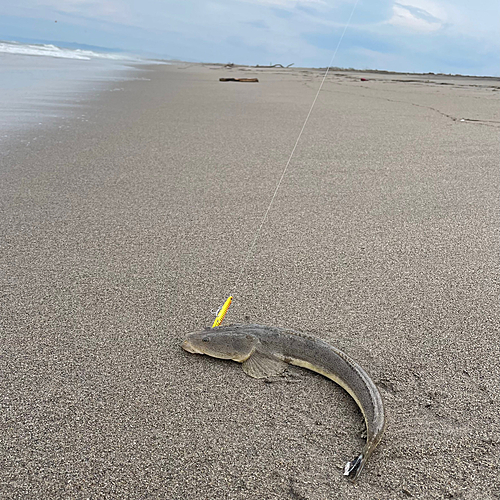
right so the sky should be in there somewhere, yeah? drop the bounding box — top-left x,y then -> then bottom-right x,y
1,0 -> 499,76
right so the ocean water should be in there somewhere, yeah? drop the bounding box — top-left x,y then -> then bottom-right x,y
0,40 -> 161,137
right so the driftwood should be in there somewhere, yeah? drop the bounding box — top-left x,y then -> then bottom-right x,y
255,63 -> 294,68
219,78 -> 259,83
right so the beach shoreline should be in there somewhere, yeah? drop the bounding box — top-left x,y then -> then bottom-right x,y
0,51 -> 157,138
1,62 -> 499,499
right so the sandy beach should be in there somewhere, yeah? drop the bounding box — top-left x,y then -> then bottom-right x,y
1,63 -> 499,499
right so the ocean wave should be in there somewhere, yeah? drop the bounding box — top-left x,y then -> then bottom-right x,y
0,40 -> 141,61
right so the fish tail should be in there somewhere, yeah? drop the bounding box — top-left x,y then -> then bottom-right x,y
343,453 -> 365,481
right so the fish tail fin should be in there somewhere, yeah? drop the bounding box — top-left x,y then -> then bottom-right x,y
343,453 -> 365,481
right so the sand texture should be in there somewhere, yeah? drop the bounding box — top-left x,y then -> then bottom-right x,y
1,64 -> 499,499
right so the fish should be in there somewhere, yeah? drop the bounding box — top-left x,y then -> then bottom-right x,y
182,323 -> 386,481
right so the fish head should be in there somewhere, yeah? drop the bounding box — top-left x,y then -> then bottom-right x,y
182,328 -> 257,362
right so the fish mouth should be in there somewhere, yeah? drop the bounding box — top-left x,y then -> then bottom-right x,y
182,339 -> 203,354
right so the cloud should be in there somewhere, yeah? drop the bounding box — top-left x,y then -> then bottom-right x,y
387,1 -> 446,32
240,0 -> 326,9
38,0 -> 132,24
242,19 -> 269,29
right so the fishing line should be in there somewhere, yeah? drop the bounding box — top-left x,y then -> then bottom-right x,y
212,0 -> 360,325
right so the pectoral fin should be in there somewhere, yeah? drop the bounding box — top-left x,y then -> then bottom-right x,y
242,350 -> 287,379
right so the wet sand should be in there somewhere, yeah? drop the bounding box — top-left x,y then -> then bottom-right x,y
1,63 -> 499,499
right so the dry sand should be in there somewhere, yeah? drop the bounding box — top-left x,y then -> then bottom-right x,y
1,63 -> 499,499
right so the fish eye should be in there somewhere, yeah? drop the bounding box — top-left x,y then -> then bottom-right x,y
202,337 -> 210,342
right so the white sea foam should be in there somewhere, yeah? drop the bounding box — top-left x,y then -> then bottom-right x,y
0,40 -> 141,61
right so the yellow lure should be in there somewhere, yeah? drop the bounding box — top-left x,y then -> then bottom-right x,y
212,296 -> 233,328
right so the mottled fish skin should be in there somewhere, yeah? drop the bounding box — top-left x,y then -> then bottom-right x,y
182,323 -> 386,481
